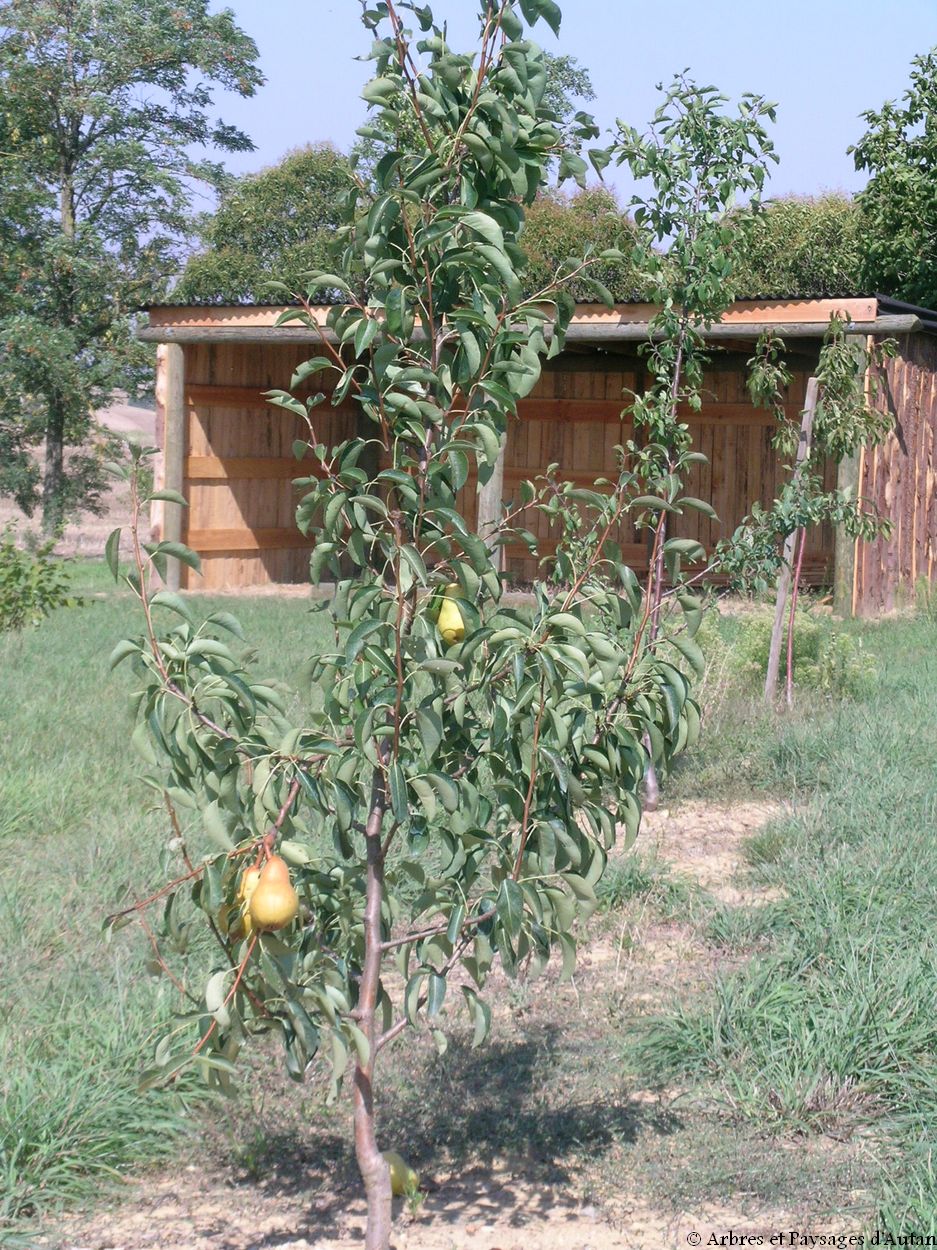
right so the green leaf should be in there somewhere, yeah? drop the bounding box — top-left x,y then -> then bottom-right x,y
104,528 -> 121,581
150,589 -> 195,624
426,771 -> 460,813
152,541 -> 202,573
149,490 -> 188,507
388,761 -> 408,823
670,634 -> 705,678
461,985 -> 491,1047
405,971 -> 426,1025
427,972 -> 447,1018
463,210 -> 505,251
109,638 -> 139,669
496,878 -> 524,939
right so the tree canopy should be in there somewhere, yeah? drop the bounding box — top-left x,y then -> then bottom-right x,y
175,145 -> 352,305
731,194 -> 865,299
851,47 -> 937,310
0,0 -> 263,528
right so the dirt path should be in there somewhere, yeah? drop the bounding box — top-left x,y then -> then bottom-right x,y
45,801 -> 870,1250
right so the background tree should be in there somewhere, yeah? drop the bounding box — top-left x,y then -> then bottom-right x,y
522,186 -> 643,300
175,145 -> 352,305
0,0 -> 263,531
851,47 -> 937,310
610,74 -> 778,801
730,193 -> 865,299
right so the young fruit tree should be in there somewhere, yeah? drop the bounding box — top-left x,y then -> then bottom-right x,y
608,74 -> 778,801
107,5 -> 773,1247
715,321 -> 896,705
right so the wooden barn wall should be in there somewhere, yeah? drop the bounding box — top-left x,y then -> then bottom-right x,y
854,333 -> 937,615
175,341 -> 831,591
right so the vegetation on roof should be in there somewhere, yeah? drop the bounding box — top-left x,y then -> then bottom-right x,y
174,156 -> 874,311
731,194 -> 865,300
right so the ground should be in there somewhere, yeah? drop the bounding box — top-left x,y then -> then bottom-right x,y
45,802 -> 876,1250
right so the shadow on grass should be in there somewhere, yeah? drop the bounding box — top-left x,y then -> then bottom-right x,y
216,1025 -> 682,1242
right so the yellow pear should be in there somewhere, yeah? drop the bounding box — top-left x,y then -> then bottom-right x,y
437,583 -> 465,646
248,854 -> 299,932
237,866 -> 262,903
382,1150 -> 420,1196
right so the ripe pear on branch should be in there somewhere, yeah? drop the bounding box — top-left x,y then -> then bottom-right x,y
435,582 -> 465,646
248,854 -> 299,932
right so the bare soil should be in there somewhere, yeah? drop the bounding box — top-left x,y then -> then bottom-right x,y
0,402 -> 158,557
44,800 -> 876,1250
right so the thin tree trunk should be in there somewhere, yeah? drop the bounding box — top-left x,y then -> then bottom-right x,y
42,170 -> 77,534
642,520 -> 668,810
785,527 -> 808,708
765,377 -> 818,704
353,770 -> 392,1250
42,400 -> 67,535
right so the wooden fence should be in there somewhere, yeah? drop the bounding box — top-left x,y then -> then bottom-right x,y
156,340 -> 836,591
853,332 -> 937,614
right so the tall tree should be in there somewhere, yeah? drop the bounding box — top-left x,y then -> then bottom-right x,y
0,0 -> 263,531
851,48 -> 937,310
175,144 -> 352,305
730,193 -> 865,299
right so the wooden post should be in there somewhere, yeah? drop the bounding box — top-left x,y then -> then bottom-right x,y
157,343 -> 186,591
765,376 -> 818,704
476,433 -> 506,574
832,451 -> 859,617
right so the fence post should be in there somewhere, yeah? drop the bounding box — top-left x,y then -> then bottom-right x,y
156,343 -> 186,591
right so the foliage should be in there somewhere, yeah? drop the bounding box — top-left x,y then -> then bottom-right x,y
351,49 -> 597,184
175,145 -> 352,305
0,526 -> 80,632
731,608 -> 875,699
851,47 -> 937,310
612,74 -> 777,457
521,187 -> 642,301
715,319 -> 897,593
730,194 -> 865,299
0,0 -> 262,530
608,73 -> 777,729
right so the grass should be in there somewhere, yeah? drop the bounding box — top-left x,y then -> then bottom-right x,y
596,850 -> 700,917
636,610 -> 937,1228
4,565 -> 937,1239
0,561 -> 332,1236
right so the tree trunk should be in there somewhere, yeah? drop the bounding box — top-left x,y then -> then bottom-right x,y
354,771 -> 393,1250
765,377 -> 819,705
42,399 -> 67,536
42,171 -> 77,534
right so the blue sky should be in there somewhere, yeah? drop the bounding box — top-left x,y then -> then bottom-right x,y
208,0 -> 937,207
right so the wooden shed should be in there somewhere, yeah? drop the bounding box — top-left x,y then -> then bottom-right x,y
139,295 -> 937,616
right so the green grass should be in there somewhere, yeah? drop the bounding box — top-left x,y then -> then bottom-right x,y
5,567 -> 937,1238
597,850 -> 699,917
0,563 -> 331,1235
636,612 -> 937,1229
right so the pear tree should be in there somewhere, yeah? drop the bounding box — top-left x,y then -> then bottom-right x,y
107,4 -> 776,1248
